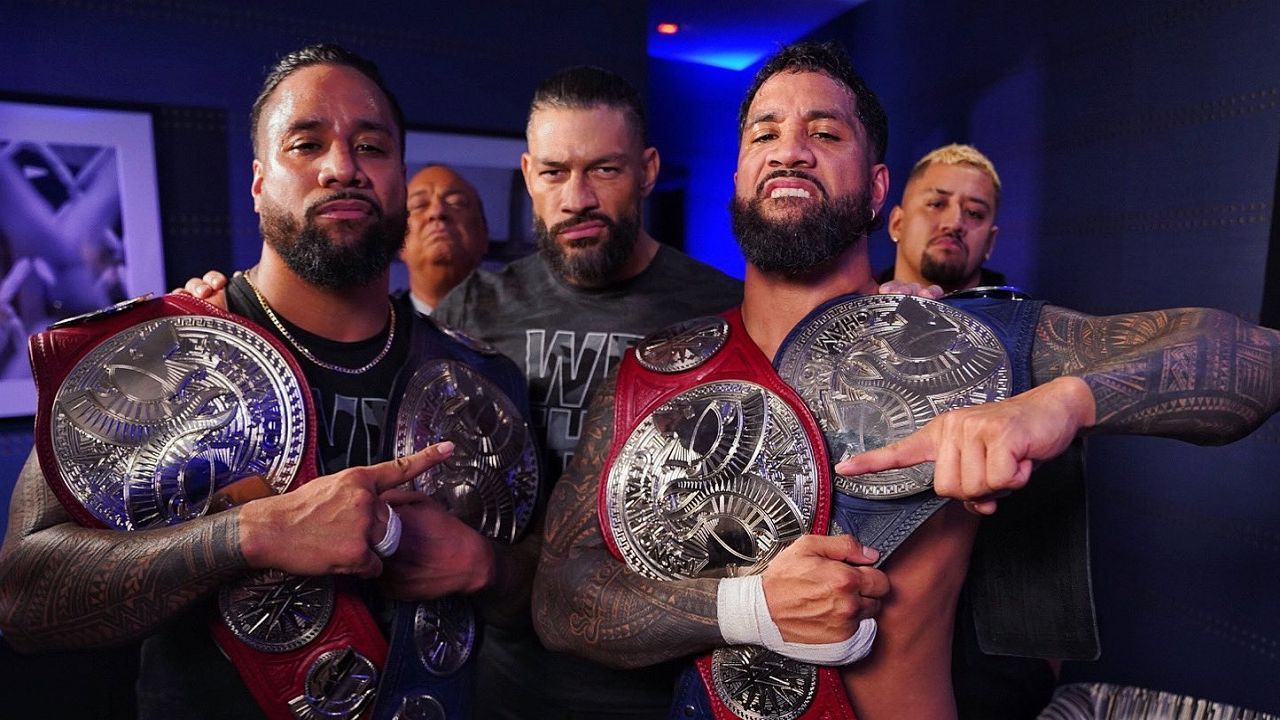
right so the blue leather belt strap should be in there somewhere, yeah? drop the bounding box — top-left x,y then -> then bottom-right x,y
371,601 -> 478,720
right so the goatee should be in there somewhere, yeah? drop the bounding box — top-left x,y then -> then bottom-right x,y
920,251 -> 970,289
260,191 -> 406,290
730,192 -> 875,277
534,210 -> 639,287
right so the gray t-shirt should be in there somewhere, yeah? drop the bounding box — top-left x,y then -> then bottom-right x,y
435,245 -> 743,485
434,245 -> 743,718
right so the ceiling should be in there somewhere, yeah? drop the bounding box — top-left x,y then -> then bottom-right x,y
647,0 -> 868,71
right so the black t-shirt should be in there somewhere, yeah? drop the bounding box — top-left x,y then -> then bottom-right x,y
226,274 -> 410,473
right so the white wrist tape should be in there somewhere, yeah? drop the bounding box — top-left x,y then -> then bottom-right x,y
717,574 -> 877,666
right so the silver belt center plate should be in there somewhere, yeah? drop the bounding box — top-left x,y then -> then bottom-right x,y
775,295 -> 1010,498
394,360 -> 539,544
50,315 -> 308,530
604,380 -> 820,581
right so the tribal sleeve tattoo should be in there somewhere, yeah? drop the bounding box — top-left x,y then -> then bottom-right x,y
1032,305 -> 1280,443
0,450 -> 250,652
532,374 -> 722,669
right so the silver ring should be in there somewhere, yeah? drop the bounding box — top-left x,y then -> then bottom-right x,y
373,503 -> 402,557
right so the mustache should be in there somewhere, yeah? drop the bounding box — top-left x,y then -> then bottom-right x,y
305,190 -> 383,220
928,229 -> 966,248
546,211 -> 617,237
755,169 -> 827,199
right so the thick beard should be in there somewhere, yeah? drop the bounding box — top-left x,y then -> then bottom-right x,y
261,193 -> 407,291
534,210 -> 639,287
920,250 -> 971,289
730,192 -> 874,277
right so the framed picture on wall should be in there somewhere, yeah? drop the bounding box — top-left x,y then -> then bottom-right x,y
0,99 -> 165,417
402,129 -> 533,268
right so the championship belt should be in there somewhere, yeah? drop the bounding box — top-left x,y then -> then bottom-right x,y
774,294 -> 1011,563
601,310 -> 855,720
29,293 -> 387,720
370,357 -> 539,720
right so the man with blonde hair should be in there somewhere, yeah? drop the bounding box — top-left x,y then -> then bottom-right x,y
881,143 -> 1006,291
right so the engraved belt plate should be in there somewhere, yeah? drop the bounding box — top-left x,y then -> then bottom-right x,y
48,315 -> 308,529
635,315 -> 730,373
218,570 -> 336,653
604,380 -> 821,581
712,645 -> 818,720
776,295 -> 1010,498
413,596 -> 476,676
393,694 -> 447,720
287,648 -> 378,720
394,360 -> 539,543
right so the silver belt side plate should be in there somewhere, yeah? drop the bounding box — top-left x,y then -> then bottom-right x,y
50,315 -> 309,530
776,295 -> 1010,498
394,360 -> 539,543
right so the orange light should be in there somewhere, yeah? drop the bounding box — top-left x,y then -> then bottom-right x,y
656,22 -> 680,35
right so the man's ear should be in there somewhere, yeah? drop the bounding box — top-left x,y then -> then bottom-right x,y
888,205 -> 905,243
984,225 -> 999,261
520,152 -> 534,196
251,159 -> 264,213
869,163 -> 890,215
640,147 -> 660,197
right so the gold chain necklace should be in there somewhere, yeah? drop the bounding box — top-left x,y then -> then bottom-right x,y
242,270 -> 396,375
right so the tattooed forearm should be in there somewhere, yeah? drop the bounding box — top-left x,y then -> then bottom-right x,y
0,451 -> 250,652
1032,305 -> 1280,443
533,374 -> 721,669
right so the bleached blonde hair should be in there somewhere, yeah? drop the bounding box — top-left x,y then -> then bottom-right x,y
907,144 -> 1001,209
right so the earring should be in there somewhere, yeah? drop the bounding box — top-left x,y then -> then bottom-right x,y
890,235 -> 898,243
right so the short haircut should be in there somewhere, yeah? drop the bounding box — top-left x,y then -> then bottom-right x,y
527,66 -> 647,147
907,144 -> 1002,209
738,41 -> 888,164
250,43 -> 406,158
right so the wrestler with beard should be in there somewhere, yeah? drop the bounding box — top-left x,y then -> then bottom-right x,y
259,187 -> 406,291
882,144 -> 1005,293
534,41 -> 1280,720
730,169 -> 876,280
0,45 -> 535,720
533,207 -> 640,288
